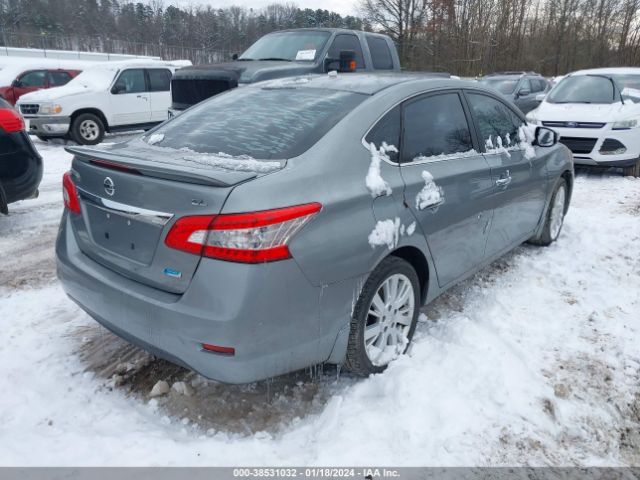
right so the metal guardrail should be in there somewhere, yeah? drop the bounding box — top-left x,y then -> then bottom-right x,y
0,30 -> 232,64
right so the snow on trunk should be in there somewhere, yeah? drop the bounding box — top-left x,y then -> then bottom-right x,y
146,133 -> 165,145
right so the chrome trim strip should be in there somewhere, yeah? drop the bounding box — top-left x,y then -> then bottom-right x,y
77,187 -> 174,226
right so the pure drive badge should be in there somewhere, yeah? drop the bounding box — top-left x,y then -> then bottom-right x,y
163,268 -> 182,279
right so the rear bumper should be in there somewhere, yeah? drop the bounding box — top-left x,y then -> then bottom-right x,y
24,115 -> 71,137
56,212 -> 341,384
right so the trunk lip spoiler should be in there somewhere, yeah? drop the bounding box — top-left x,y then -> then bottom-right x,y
65,146 -> 263,188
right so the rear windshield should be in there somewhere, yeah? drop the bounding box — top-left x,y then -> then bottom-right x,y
148,87 -> 367,159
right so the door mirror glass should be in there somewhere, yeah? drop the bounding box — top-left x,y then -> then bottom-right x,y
11,79 -> 21,88
111,84 -> 126,94
534,126 -> 557,147
535,93 -> 546,102
518,88 -> 531,97
232,53 -> 239,61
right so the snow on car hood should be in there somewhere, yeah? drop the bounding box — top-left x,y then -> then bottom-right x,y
19,82 -> 95,102
531,101 -> 640,123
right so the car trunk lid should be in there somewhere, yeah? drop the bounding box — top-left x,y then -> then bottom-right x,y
66,144 -> 283,293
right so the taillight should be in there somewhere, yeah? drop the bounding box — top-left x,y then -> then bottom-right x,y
0,108 -> 24,133
62,171 -> 81,214
165,203 -> 322,263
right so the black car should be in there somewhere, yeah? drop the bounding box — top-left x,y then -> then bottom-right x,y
479,71 -> 550,114
0,97 -> 42,214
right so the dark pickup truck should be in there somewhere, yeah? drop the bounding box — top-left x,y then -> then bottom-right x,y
170,28 -> 401,115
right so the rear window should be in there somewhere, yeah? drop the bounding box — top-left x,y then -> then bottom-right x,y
148,69 -> 172,92
150,87 -> 366,159
49,71 -> 72,86
366,36 -> 394,70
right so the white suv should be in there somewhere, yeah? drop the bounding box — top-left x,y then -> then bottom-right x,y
526,67 -> 640,177
17,60 -> 190,145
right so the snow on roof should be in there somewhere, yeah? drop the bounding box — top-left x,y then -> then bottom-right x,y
257,72 -> 453,95
570,67 -> 640,76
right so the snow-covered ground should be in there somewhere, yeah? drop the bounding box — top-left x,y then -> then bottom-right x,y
0,140 -> 639,466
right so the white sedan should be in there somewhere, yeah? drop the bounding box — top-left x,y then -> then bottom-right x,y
526,67 -> 640,176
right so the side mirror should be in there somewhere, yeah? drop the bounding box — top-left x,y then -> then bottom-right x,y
534,126 -> 558,147
12,79 -> 21,88
535,93 -> 546,102
339,50 -> 357,72
517,88 -> 531,98
232,53 -> 239,61
111,84 -> 125,94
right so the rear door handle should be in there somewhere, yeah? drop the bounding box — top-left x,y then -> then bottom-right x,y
495,170 -> 512,187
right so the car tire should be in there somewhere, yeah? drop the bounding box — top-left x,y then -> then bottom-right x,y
345,256 -> 420,376
71,113 -> 105,145
622,158 -> 640,178
529,178 -> 568,246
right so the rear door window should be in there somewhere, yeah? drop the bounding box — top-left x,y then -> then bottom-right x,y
112,69 -> 146,94
19,70 -> 47,87
147,69 -> 172,92
365,106 -> 401,162
327,34 -> 365,69
48,70 -> 72,86
366,36 -> 394,70
401,92 -> 473,163
151,87 -> 366,159
466,93 -> 524,149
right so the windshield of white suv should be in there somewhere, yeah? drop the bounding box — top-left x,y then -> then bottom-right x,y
546,74 -> 640,104
479,78 -> 519,94
147,86 -> 366,159
68,65 -> 119,90
239,31 -> 331,62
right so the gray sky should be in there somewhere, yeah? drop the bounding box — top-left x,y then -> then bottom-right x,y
165,0 -> 361,16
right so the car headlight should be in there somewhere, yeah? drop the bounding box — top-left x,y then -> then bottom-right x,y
612,118 -> 639,130
39,103 -> 63,115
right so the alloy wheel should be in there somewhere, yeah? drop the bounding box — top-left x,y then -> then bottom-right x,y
364,273 -> 415,366
549,184 -> 566,240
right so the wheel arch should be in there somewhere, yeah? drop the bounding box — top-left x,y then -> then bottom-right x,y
70,108 -> 109,131
561,169 -> 573,214
389,245 -> 430,305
